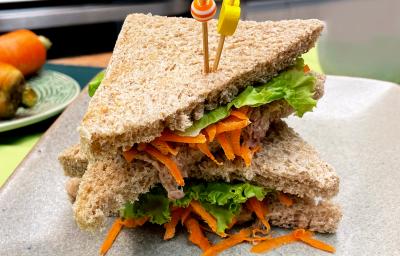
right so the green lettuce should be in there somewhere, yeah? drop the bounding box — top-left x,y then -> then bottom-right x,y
182,59 -> 316,136
88,70 -> 105,97
120,186 -> 171,225
120,181 -> 273,232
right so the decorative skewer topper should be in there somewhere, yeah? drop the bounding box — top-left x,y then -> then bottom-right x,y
191,0 -> 217,74
213,0 -> 241,71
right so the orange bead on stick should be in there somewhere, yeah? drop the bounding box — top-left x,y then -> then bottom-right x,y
191,0 -> 217,73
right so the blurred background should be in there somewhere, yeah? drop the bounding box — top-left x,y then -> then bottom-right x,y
1,0 -> 399,82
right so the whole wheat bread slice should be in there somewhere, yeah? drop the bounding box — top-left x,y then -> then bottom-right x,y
58,144 -> 88,177
193,121 -> 339,199
79,14 -> 324,158
73,121 -> 339,231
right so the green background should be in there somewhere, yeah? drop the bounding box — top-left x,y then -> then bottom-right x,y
0,49 -> 321,187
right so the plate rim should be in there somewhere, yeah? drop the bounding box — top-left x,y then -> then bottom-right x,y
0,70 -> 81,133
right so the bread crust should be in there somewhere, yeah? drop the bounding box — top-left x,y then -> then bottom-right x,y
79,14 -> 324,158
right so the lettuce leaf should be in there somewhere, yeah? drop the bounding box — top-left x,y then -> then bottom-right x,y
182,60 -> 316,136
120,181 -> 273,232
88,70 -> 105,97
120,186 -> 171,225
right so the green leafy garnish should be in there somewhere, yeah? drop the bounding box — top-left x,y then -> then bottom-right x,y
120,181 -> 273,232
88,70 -> 105,97
182,59 -> 316,136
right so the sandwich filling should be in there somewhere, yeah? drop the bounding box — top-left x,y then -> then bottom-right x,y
90,59 -> 318,197
100,180 -> 335,255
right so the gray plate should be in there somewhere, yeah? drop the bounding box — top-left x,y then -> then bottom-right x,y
0,76 -> 399,256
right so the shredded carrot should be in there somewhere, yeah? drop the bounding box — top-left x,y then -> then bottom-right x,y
293,229 -> 335,253
202,229 -> 252,256
216,116 -> 249,135
137,143 -> 147,151
197,143 -> 222,165
184,217 -> 212,251
227,129 -> 242,156
246,198 -> 270,232
181,206 -> 192,225
190,201 -> 226,237
227,217 -> 237,229
122,148 -> 138,163
100,219 -> 123,256
151,139 -> 179,156
237,106 -> 250,115
230,110 -> 248,120
144,146 -> 185,186
164,208 -> 184,240
159,130 -> 207,144
204,124 -> 217,142
304,64 -> 310,73
240,145 -> 252,167
277,192 -> 294,207
251,233 -> 297,253
121,216 -> 148,228
216,133 -> 235,161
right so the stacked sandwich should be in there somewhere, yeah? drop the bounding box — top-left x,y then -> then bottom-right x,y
59,14 -> 341,255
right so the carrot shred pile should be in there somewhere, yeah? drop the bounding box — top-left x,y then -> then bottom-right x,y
190,201 -> 227,237
184,218 -> 212,251
100,219 -> 123,256
100,217 -> 148,256
101,199 -> 335,256
204,125 -> 217,142
293,229 -> 336,253
251,232 -> 297,253
252,228 -> 335,254
159,130 -> 207,144
121,106 -> 262,186
246,197 -> 271,232
181,206 -> 192,225
164,208 -> 184,240
151,139 -> 178,156
196,143 -> 222,165
216,133 -> 235,161
202,229 -> 252,256
122,148 -> 138,163
277,192 -> 294,207
144,146 -> 185,186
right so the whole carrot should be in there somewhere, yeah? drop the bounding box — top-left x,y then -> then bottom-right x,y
0,29 -> 51,76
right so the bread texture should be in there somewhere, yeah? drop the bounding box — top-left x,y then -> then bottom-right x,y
58,144 -> 87,177
73,157 -> 159,231
267,199 -> 342,233
72,120 -> 339,230
79,14 -> 324,158
195,121 -> 339,199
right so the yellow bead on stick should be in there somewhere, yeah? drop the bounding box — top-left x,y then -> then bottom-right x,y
191,0 -> 217,74
213,0 -> 241,71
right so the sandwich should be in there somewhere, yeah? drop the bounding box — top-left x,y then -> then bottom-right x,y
59,13 -> 341,255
